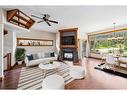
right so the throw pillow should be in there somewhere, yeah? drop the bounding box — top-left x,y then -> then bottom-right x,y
41,53 -> 44,58
50,52 -> 55,57
27,55 -> 33,61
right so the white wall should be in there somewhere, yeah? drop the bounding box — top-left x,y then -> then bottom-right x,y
4,30 -> 16,68
86,35 -> 90,57
0,9 -> 4,78
0,24 -> 4,77
16,29 -> 56,54
12,32 -> 16,66
56,32 -> 60,54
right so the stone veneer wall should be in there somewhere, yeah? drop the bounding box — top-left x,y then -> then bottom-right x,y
58,48 -> 78,62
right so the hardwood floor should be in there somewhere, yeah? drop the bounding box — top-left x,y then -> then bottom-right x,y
65,58 -> 127,89
0,58 -> 127,89
0,64 -> 25,89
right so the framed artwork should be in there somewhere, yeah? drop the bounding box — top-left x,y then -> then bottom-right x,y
17,38 -> 53,46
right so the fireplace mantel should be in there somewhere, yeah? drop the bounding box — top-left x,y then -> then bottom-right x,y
58,28 -> 79,62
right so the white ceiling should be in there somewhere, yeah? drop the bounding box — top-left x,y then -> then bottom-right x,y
2,6 -> 127,38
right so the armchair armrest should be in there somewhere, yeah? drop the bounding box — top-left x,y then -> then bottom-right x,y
24,56 -> 29,65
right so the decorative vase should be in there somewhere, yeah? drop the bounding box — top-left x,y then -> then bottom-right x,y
18,61 -> 22,65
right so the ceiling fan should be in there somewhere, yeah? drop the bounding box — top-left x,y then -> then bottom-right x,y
31,14 -> 58,26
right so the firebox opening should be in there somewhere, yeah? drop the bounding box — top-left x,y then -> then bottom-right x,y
63,52 -> 73,60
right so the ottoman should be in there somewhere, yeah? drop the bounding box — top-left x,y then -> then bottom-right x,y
42,74 -> 64,89
70,66 -> 85,79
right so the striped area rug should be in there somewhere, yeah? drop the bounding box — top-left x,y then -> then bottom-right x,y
17,62 -> 74,90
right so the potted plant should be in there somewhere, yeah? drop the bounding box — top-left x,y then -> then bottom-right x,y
15,48 -> 26,65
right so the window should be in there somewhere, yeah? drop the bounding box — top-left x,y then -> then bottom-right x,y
89,30 -> 127,57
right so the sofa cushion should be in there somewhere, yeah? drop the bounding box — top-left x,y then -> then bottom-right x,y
27,55 -> 33,61
41,53 -> 44,58
32,54 -> 39,60
29,58 -> 46,65
37,53 -> 44,59
50,52 -> 55,57
27,57 -> 57,66
45,52 -> 50,58
37,53 -> 42,59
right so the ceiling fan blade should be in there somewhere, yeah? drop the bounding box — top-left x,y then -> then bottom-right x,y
37,20 -> 44,23
48,20 -> 58,24
46,21 -> 51,26
31,15 -> 43,19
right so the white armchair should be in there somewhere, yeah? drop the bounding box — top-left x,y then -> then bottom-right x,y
101,53 -> 107,63
42,75 -> 64,89
105,55 -> 118,71
67,62 -> 85,79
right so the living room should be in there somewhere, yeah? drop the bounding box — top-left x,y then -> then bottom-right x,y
0,6 -> 127,90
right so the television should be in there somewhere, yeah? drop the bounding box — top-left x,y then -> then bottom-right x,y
61,36 -> 75,45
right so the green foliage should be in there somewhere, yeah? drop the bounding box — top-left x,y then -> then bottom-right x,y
108,50 -> 112,53
49,61 -> 53,64
15,48 -> 26,62
89,31 -> 127,56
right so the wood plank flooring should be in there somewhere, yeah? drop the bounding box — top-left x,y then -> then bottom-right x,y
65,58 -> 127,89
0,58 -> 127,89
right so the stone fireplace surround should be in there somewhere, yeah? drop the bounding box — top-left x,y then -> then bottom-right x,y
58,48 -> 78,62
58,28 -> 79,63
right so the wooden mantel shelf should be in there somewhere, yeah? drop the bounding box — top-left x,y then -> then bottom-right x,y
60,45 -> 77,48
7,9 -> 35,29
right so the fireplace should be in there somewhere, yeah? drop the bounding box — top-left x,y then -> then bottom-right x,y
58,48 -> 78,62
59,28 -> 79,62
63,52 -> 73,60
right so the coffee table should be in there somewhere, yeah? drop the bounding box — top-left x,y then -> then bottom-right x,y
39,61 -> 61,78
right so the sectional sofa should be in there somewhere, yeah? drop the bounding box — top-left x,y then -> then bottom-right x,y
25,52 -> 58,66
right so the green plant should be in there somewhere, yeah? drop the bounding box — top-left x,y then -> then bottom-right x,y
15,48 -> 26,62
49,61 -> 53,64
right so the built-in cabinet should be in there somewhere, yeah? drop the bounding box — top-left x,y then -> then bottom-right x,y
59,28 -> 79,62
59,28 -> 78,49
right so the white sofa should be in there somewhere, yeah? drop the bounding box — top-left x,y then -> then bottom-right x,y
25,52 -> 57,67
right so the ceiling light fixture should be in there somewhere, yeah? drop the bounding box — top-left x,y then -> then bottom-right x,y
107,22 -> 123,40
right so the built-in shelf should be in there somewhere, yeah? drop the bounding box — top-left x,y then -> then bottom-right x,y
7,9 -> 35,29
17,38 -> 53,46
